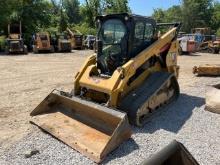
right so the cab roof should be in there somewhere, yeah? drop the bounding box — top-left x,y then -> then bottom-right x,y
96,13 -> 155,23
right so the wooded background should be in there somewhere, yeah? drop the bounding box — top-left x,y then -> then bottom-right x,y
0,0 -> 219,40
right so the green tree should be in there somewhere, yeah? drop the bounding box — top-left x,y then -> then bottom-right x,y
80,0 -> 130,27
63,0 -> 81,24
0,0 -> 22,33
152,0 -> 218,33
104,0 -> 130,14
181,0 -> 214,32
217,28 -> 220,36
152,8 -> 166,22
165,5 -> 182,22
211,2 -> 220,32
83,0 -> 102,27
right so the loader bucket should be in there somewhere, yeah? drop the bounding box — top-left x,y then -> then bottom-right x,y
30,90 -> 132,163
140,140 -> 199,165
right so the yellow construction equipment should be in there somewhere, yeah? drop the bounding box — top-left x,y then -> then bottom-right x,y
208,40 -> 220,54
31,13 -> 181,163
33,32 -> 54,53
6,21 -> 27,54
191,27 -> 220,53
54,33 -> 72,52
66,28 -> 83,49
191,27 -> 211,35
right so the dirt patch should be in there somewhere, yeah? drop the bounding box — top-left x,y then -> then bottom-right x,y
0,50 -> 92,150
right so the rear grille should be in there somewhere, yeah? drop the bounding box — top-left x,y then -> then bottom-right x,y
42,43 -> 48,47
76,41 -> 82,46
61,43 -> 71,50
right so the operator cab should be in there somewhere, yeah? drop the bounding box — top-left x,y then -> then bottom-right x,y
96,13 -> 157,75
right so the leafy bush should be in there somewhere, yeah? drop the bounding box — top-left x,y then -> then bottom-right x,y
0,36 -> 6,52
71,23 -> 96,35
217,28 -> 220,37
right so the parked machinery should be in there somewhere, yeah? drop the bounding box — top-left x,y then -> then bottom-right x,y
178,34 -> 196,54
6,21 -> 27,54
207,40 -> 220,54
33,32 -> 54,53
66,28 -> 83,49
31,13 -> 181,163
192,27 -> 220,53
53,33 -> 72,52
83,35 -> 96,49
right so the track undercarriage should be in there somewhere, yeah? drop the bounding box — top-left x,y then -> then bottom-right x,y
120,72 -> 179,126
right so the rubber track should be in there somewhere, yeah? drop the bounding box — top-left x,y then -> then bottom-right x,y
119,72 -> 179,125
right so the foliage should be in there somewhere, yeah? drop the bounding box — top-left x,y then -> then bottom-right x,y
0,36 -> 6,52
181,0 -> 213,32
152,0 -> 220,33
104,0 -> 131,14
211,2 -> 220,32
217,28 -> 220,37
63,0 -> 81,24
152,8 -> 166,23
0,0 -> 219,45
81,0 -> 130,27
71,23 -> 96,35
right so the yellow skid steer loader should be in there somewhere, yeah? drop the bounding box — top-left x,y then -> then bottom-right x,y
31,13 -> 181,163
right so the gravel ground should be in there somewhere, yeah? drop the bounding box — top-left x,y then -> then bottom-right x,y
0,52 -> 220,165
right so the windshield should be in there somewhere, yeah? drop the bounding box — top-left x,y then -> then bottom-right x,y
98,19 -> 126,73
59,35 -> 68,40
39,35 -> 48,41
101,19 -> 126,43
88,36 -> 95,40
99,19 -> 126,58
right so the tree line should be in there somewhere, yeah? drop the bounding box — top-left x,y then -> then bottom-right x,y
0,0 -> 219,39
0,0 -> 130,36
153,0 -> 220,35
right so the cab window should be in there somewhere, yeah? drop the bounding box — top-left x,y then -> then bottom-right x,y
132,21 -> 154,57
144,23 -> 154,42
133,21 -> 145,50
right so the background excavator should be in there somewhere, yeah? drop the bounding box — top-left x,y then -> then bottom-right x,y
30,13 -> 181,163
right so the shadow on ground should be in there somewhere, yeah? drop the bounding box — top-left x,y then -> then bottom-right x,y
102,93 -> 204,164
101,138 -> 139,164
0,52 -> 28,56
133,93 -> 205,134
181,53 -> 201,57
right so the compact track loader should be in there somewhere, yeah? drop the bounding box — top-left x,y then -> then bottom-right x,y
31,13 -> 181,163
66,28 -> 83,49
54,33 -> 72,52
33,32 -> 54,53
